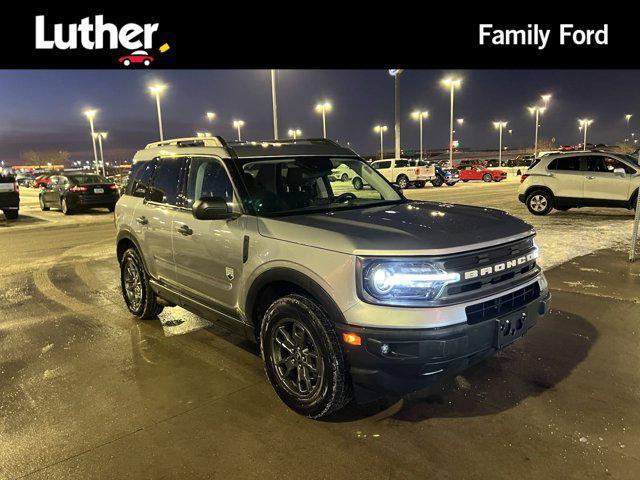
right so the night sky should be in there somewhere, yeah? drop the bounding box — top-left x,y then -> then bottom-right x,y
1,69 -> 639,164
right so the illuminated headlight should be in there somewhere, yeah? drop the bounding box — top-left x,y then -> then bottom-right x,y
361,260 -> 460,304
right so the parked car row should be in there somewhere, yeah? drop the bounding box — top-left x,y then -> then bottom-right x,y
38,173 -> 120,215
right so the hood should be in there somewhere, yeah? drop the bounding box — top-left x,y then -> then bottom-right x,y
257,201 -> 535,256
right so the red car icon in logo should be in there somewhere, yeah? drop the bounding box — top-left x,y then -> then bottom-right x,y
118,50 -> 154,67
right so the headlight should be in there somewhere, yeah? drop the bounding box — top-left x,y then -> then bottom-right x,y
360,259 -> 460,305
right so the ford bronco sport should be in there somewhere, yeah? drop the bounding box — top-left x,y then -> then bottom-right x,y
115,137 -> 550,418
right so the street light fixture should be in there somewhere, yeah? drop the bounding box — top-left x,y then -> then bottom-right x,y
315,101 -> 332,138
456,118 -> 464,126
149,83 -> 167,141
578,118 -> 594,151
93,132 -> 108,176
233,120 -> 245,141
441,77 -> 462,165
541,94 -> 552,107
493,121 -> 508,164
83,109 -> 100,174
288,128 -> 302,140
373,125 -> 388,160
196,132 -> 212,138
411,110 -> 429,160
528,105 -> 546,157
206,111 -> 216,122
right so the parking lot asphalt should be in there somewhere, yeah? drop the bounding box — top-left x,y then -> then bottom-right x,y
1,182 -> 639,479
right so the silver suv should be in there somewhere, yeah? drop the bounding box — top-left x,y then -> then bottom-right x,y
115,137 -> 550,418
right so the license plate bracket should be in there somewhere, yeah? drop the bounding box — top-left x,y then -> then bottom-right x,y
494,309 -> 529,349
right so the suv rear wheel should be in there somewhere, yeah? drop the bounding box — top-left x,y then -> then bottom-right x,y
120,247 -> 164,319
526,190 -> 554,216
261,294 -> 351,418
396,175 -> 409,189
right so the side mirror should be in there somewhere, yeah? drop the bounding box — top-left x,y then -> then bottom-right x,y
193,196 -> 235,220
613,167 -> 626,176
391,183 -> 403,193
145,187 -> 164,203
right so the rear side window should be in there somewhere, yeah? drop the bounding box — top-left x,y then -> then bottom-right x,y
394,160 -> 408,168
372,161 -> 391,169
547,157 -> 581,171
126,159 -> 157,197
149,158 -> 184,205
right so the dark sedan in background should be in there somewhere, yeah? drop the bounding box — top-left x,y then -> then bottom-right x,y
0,173 -> 19,219
39,174 -> 119,215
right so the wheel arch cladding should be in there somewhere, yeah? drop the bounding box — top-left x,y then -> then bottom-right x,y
116,231 -> 149,273
525,185 -> 555,199
245,268 -> 346,340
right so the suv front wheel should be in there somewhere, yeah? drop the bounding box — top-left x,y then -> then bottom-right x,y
261,294 -> 351,418
526,190 -> 554,216
120,247 -> 164,319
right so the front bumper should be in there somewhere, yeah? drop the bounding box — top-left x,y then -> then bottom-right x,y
336,291 -> 550,400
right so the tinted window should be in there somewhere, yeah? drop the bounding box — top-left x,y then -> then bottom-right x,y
126,159 -> 157,197
601,156 -> 636,174
68,175 -> 107,185
185,157 -> 233,207
394,160 -> 409,168
150,158 -> 183,205
372,161 -> 391,170
548,157 -> 581,171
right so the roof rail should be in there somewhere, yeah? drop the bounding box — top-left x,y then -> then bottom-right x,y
144,136 -> 227,149
226,138 -> 342,147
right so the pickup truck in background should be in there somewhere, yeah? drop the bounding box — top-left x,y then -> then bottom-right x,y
370,158 -> 435,188
0,174 -> 20,219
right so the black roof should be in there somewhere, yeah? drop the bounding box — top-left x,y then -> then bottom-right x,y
225,138 -> 357,159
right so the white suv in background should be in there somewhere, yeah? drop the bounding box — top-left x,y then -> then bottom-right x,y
518,151 -> 640,215
370,158 -> 434,189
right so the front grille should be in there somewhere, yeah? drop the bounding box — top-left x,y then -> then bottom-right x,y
465,282 -> 540,325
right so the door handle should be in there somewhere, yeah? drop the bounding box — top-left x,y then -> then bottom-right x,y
177,225 -> 193,236
136,216 -> 148,225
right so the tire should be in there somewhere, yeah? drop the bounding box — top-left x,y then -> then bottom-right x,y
483,173 -> 492,182
123,59 -> 131,66
120,247 -> 164,319
340,173 -> 349,182
526,190 -> 554,216
445,182 -> 457,187
352,177 -> 363,190
143,60 -> 150,66
396,175 -> 409,189
431,175 -> 444,187
61,197 -> 72,215
414,181 -> 426,188
462,180 -> 469,183
3,210 -> 18,220
39,195 -> 50,211
261,294 -> 351,419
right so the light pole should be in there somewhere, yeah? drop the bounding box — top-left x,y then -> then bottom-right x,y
149,83 -> 167,141
83,109 -> 99,174
528,105 -> 546,157
441,77 -> 462,166
625,114 -> 633,142
288,128 -> 302,140
373,125 -> 388,160
579,118 -> 594,150
94,132 -> 108,176
411,110 -> 429,160
271,69 -> 279,139
315,101 -> 332,138
493,121 -> 507,164
233,120 -> 245,141
389,69 -> 404,158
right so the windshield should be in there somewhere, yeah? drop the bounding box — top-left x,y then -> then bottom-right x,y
240,157 -> 403,216
68,175 -> 108,185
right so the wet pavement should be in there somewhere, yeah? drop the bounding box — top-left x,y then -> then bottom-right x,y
1,184 -> 640,479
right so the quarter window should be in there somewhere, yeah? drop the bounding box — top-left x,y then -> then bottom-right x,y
372,161 -> 391,170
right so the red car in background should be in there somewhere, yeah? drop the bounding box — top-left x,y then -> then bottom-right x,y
118,50 -> 154,67
458,165 -> 507,182
32,174 -> 53,189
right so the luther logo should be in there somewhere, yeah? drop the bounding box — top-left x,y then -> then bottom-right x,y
35,15 -> 171,65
